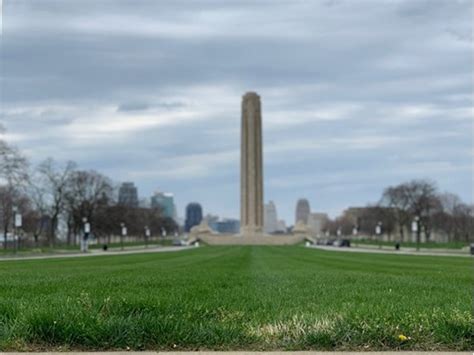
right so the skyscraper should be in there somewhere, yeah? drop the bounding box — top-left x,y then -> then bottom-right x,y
151,191 -> 175,219
118,182 -> 139,208
185,203 -> 203,232
240,92 -> 264,236
264,201 -> 278,234
295,199 -> 311,224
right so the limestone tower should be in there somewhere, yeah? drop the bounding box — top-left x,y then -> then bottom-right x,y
240,92 -> 264,236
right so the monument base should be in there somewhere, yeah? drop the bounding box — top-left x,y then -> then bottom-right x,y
191,233 -> 311,246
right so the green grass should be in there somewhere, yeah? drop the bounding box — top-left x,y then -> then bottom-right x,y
353,239 -> 468,250
0,246 -> 472,351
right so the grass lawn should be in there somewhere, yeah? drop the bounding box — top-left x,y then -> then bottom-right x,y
0,246 -> 472,351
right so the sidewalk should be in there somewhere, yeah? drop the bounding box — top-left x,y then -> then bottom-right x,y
1,352 -> 469,355
308,244 -> 471,257
0,245 -> 196,262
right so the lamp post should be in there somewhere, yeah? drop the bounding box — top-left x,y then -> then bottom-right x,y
82,217 -> 90,253
161,227 -> 167,245
375,221 -> 383,249
351,225 -> 358,246
120,223 -> 127,251
13,207 -> 22,253
352,225 -> 358,237
412,216 -> 420,251
144,226 -> 150,249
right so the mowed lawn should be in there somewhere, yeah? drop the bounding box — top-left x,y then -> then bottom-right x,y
0,246 -> 472,351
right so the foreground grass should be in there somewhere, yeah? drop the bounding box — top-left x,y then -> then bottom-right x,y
0,246 -> 472,351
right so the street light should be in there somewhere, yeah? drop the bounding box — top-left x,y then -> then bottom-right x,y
120,223 -> 127,251
352,225 -> 358,237
13,207 -> 22,253
144,226 -> 150,249
412,216 -> 420,251
375,221 -> 383,249
82,217 -> 90,253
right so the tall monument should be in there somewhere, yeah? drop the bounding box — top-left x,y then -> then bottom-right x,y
240,92 -> 264,236
189,92 -> 310,245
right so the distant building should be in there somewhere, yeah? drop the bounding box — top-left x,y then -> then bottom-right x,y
307,213 -> 329,236
344,207 -> 366,226
295,198 -> 311,224
216,219 -> 240,234
138,198 -> 151,209
185,203 -> 203,232
204,214 -> 219,231
264,201 -> 279,234
276,219 -> 287,233
202,214 -> 240,234
151,191 -> 175,219
118,182 -> 139,208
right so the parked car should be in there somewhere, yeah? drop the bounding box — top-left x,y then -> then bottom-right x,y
333,239 -> 351,247
341,239 -> 351,247
172,239 -> 186,246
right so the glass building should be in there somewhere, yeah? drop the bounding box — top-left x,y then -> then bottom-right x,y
151,192 -> 176,219
185,203 -> 203,232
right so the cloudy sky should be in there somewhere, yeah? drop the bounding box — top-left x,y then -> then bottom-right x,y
1,0 -> 472,222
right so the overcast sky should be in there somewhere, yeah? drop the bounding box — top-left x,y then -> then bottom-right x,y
1,0 -> 473,223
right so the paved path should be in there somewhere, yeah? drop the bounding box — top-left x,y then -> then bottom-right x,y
308,244 -> 471,257
0,246 -> 196,262
2,352 -> 469,355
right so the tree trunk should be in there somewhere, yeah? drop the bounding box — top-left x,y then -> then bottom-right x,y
3,225 -> 8,249
50,215 -> 58,247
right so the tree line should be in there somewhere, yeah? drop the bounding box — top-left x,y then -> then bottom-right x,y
0,126 -> 176,248
325,179 -> 473,243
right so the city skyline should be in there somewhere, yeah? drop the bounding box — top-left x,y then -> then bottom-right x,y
1,0 -> 472,222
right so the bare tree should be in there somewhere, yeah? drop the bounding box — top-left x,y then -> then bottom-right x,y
37,158 -> 76,246
0,126 -> 29,248
380,180 -> 442,243
435,193 -> 474,242
65,170 -> 114,244
404,180 -> 441,242
0,131 -> 29,187
27,171 -> 51,245
380,185 -> 411,241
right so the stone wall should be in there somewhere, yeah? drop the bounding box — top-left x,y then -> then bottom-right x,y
194,233 -> 308,246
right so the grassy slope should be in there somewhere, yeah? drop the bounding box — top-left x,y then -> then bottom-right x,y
0,246 -> 472,351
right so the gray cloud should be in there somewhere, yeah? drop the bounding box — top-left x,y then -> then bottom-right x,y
117,102 -> 150,112
1,0 -> 472,221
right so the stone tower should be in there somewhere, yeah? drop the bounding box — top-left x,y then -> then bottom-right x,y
240,92 -> 264,236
